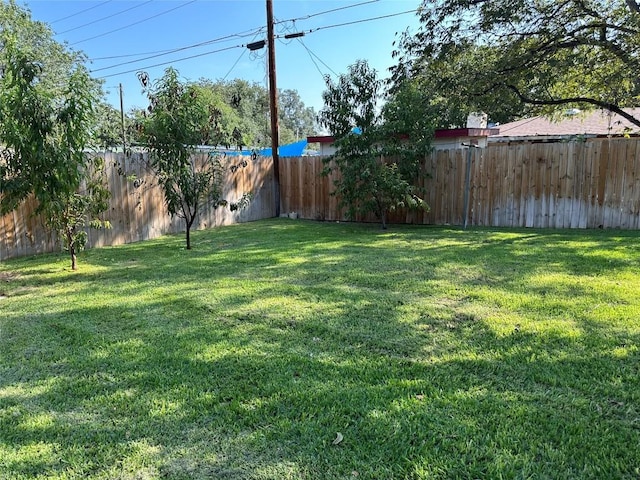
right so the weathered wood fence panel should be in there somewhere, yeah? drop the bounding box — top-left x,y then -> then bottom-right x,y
1,152 -> 274,261
278,137 -> 640,229
4,137 -> 640,261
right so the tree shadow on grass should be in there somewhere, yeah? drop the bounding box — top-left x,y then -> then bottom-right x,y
2,289 -> 639,478
2,221 -> 640,478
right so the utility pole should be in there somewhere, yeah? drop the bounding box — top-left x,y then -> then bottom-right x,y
119,83 -> 127,154
266,0 -> 281,217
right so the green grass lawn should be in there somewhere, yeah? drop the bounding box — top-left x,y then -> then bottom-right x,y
1,219 -> 639,479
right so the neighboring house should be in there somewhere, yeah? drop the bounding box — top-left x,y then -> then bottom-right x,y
308,125 -> 499,155
490,108 -> 640,143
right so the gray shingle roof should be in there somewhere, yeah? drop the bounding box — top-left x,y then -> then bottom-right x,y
492,108 -> 640,138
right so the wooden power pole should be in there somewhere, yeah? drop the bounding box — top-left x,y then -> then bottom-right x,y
266,0 -> 281,217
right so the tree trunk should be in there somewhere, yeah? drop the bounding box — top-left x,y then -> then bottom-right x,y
68,236 -> 78,271
185,215 -> 195,250
381,211 -> 388,230
70,248 -> 77,271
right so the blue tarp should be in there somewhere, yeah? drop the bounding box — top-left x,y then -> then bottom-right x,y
223,139 -> 308,158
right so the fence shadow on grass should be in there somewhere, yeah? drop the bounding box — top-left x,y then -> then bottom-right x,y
1,220 -> 639,478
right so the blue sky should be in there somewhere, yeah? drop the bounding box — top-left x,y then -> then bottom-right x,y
23,0 -> 422,114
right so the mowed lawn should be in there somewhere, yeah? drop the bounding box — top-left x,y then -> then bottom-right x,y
1,219 -> 639,479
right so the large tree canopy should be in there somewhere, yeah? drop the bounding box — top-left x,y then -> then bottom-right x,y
194,78 -> 318,148
392,0 -> 640,127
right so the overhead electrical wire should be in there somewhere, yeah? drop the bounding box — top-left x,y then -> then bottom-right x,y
295,38 -> 339,78
71,0 -> 198,46
274,0 -> 380,25
90,27 -> 265,73
56,1 -> 153,35
94,7 -> 417,80
296,39 -> 328,81
222,48 -> 248,81
86,0 -> 379,63
274,14 -> 337,78
221,28 -> 266,81
89,25 -> 265,61
50,1 -> 112,25
96,44 -> 245,79
274,8 -> 418,40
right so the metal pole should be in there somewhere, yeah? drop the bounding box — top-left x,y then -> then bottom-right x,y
462,144 -> 476,229
119,83 -> 127,153
266,0 -> 281,217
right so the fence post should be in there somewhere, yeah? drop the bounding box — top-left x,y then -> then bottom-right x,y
462,144 -> 480,229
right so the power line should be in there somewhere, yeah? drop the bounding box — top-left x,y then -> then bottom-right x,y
275,0 -> 380,24
71,0 -> 198,46
50,1 -> 112,25
96,44 -> 245,80
56,1 -> 153,35
275,8 -> 418,39
90,27 -> 264,73
95,8 -> 417,80
88,0 -> 380,62
90,26 -> 264,61
222,48 -> 248,81
222,28 -> 267,81
295,38 -> 338,78
297,41 -> 327,82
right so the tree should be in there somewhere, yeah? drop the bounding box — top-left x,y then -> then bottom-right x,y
278,89 -> 318,143
197,78 -> 270,148
196,78 -> 319,148
319,60 -> 428,229
138,68 -> 250,250
0,1 -> 110,270
93,102 -> 127,150
392,0 -> 640,126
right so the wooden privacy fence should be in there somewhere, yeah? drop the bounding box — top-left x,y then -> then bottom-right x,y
3,137 -> 640,260
280,137 -> 640,229
0,151 -> 274,261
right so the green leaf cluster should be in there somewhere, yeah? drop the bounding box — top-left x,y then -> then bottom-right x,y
391,0 -> 640,127
138,68 -> 250,250
319,60 -> 430,229
194,79 -> 319,148
0,1 -> 109,270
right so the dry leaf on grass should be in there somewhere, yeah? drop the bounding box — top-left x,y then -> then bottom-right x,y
332,432 -> 344,445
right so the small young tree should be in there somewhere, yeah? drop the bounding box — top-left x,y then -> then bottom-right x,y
0,12 -> 110,270
139,68 -> 250,249
319,60 -> 428,229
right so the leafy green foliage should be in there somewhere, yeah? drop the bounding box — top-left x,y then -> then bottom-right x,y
392,0 -> 640,126
45,156 -> 112,266
139,68 -> 250,249
319,60 -> 428,229
0,1 -> 109,270
127,78 -> 318,149
93,101 -> 129,150
195,78 -> 318,148
278,88 -> 318,144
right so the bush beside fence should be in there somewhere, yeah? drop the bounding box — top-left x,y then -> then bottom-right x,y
3,137 -> 640,260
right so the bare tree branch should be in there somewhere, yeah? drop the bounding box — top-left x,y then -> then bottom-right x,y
505,84 -> 640,128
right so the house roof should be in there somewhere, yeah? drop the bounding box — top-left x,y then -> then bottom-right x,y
493,108 -> 640,138
307,127 -> 498,144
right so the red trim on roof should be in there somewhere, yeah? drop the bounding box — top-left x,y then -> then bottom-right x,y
434,128 -> 499,138
309,128 -> 498,145
307,135 -> 335,143
307,128 -> 500,143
